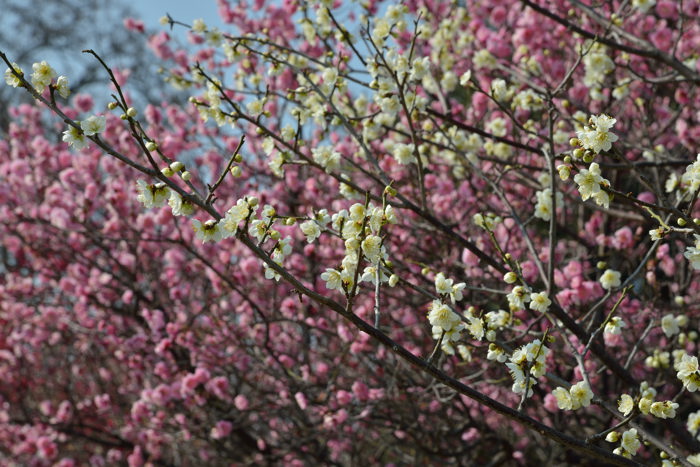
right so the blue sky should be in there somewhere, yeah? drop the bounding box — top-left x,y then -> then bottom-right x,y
124,0 -> 224,28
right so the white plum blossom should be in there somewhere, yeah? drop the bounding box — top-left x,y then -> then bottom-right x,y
31,60 -> 56,91
62,125 -> 88,150
650,401 -> 679,419
321,268 -> 344,291
529,292 -> 551,313
507,286 -> 530,310
569,381 -> 594,409
681,154 -> 700,193
434,272 -> 466,303
661,314 -> 682,337
599,269 -> 621,290
576,114 -> 618,154
574,162 -> 605,201
192,219 -> 222,243
427,300 -> 463,333
168,191 -> 195,217
675,354 -> 700,392
553,382 -> 593,411
361,235 -> 384,263
80,115 -> 106,136
55,76 -> 70,98
4,62 -> 23,87
583,50 -> 615,89
136,180 -> 169,208
533,188 -> 563,221
684,235 -> 700,270
221,198 -> 254,235
618,394 -> 634,416
552,387 -> 573,410
300,220 -> 322,243
506,339 -> 549,397
620,428 -> 641,457
392,143 -> 416,165
604,317 -> 626,335
687,410 -> 700,438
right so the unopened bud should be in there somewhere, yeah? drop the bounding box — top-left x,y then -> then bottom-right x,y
146,141 -> 157,152
230,166 -> 242,177
161,167 -> 174,177
180,170 -> 192,181
107,102 -> 118,110
677,218 -> 687,226
504,272 -> 517,284
126,107 -> 137,118
170,161 -> 184,172
557,165 -> 570,181
569,137 -> 580,147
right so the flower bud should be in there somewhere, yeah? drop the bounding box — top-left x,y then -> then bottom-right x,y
170,161 -> 184,172
107,102 -> 118,110
161,167 -> 174,177
126,107 -> 137,117
181,171 -> 192,181
557,165 -> 570,181
146,141 -> 157,152
504,272 -> 517,284
677,218 -> 687,226
230,166 -> 242,177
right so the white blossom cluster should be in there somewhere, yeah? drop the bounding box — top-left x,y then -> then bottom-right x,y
505,339 -> 549,397
576,114 -> 618,154
552,381 -> 594,411
573,162 -> 611,208
320,202 -> 398,293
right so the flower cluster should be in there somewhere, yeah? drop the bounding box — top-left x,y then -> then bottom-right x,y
573,162 -> 611,208
575,114 -> 618,154
675,353 -> 700,392
551,381 -> 594,410
428,300 -> 465,355
320,202 -> 396,293
606,428 -> 642,458
505,339 -> 549,397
